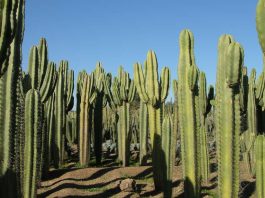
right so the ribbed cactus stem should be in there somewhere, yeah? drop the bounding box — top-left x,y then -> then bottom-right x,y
161,115 -> 175,198
79,74 -> 96,166
255,135 -> 265,198
134,50 -> 170,190
256,0 -> 265,55
216,37 -> 243,198
198,72 -> 210,183
139,101 -> 148,165
177,30 -> 200,197
54,70 -> 65,168
23,89 -> 42,198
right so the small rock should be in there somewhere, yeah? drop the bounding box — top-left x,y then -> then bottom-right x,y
119,178 -> 136,192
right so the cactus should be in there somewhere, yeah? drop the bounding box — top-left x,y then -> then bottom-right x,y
198,72 -> 213,183
255,135 -> 265,198
134,50 -> 170,190
257,0 -> 265,55
23,89 -> 42,198
139,101 -> 148,165
91,63 -> 107,164
177,29 -> 200,197
0,0 -> 25,197
66,112 -> 76,145
79,73 -> 96,166
161,115 -> 175,198
53,61 -> 74,168
111,66 -> 136,166
215,35 -> 243,198
240,69 -> 257,177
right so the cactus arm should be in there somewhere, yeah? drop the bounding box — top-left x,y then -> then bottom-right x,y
39,62 -> 56,103
27,46 -> 39,89
133,63 -> 149,103
257,0 -> 265,54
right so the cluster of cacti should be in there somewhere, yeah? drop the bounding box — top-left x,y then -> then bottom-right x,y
3,1 -> 265,197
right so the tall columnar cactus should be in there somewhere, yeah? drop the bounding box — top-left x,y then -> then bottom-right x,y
54,68 -> 65,168
215,35 -> 243,198
66,111 -> 77,145
198,72 -> 213,183
76,71 -> 86,152
139,101 -> 148,165
45,93 -> 55,170
23,89 -> 42,198
92,63 -> 107,164
134,50 -> 170,190
161,115 -> 175,198
53,61 -> 74,168
177,29 -> 200,197
255,135 -> 265,198
0,0 -> 25,77
112,66 -> 136,166
79,73 -> 97,166
241,69 -> 257,177
172,80 -> 178,148
0,0 -> 25,197
23,39 -> 57,177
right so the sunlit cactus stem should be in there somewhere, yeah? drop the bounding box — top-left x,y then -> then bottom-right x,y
177,29 -> 200,197
111,66 -> 135,166
23,89 -> 42,198
79,73 -> 96,166
161,115 -> 175,198
255,135 -> 265,198
134,50 -> 170,190
215,35 -> 243,198
139,101 -> 148,165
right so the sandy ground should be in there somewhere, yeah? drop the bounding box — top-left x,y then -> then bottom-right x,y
37,161 -> 255,198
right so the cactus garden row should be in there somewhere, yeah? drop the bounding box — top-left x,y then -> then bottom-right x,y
1,0 -> 265,197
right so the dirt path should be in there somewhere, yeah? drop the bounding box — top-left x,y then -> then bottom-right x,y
38,162 -> 255,198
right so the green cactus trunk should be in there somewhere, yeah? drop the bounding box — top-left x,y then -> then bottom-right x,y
139,101 -> 148,165
23,89 -> 42,198
161,115 -> 175,198
54,71 -> 65,168
255,135 -> 265,198
119,101 -> 130,166
134,51 -> 170,190
45,94 -> 55,171
0,1 -> 25,197
94,95 -> 104,164
177,30 -> 200,197
215,36 -> 243,198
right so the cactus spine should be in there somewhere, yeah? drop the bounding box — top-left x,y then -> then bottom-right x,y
177,30 -> 200,197
23,89 -> 42,198
215,35 -> 243,197
134,50 -> 170,190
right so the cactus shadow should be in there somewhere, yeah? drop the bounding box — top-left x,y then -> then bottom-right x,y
42,167 -> 119,188
38,178 -> 121,198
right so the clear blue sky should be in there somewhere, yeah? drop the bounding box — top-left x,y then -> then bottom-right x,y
22,0 -> 263,99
